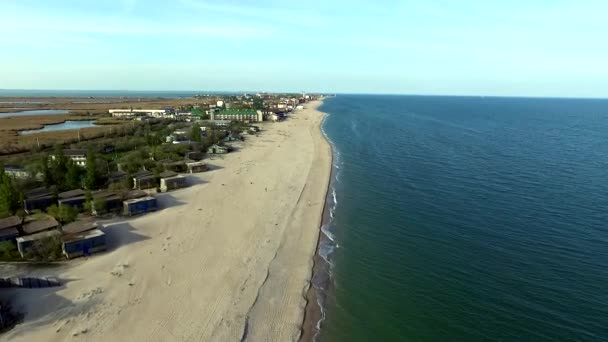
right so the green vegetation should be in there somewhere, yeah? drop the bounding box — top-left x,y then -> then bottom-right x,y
0,164 -> 21,218
47,204 -> 78,224
24,235 -> 63,261
0,241 -> 21,261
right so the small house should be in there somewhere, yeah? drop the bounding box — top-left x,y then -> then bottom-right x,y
0,216 -> 22,242
160,175 -> 188,192
58,189 -> 86,200
124,190 -> 148,201
22,216 -> 60,236
49,149 -> 87,167
207,144 -> 229,154
185,151 -> 204,161
90,191 -> 122,216
4,165 -> 31,179
16,230 -> 62,258
186,160 -> 208,174
163,161 -> 187,173
24,188 -> 55,213
108,171 -> 127,185
62,229 -> 107,259
123,196 -> 157,216
58,196 -> 87,211
133,170 -> 155,190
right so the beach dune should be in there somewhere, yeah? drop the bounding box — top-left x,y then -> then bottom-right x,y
1,101 -> 331,341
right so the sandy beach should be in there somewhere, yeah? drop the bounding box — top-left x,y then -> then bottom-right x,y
1,100 -> 331,341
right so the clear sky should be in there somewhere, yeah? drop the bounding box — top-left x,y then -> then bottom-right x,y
1,0 -> 607,97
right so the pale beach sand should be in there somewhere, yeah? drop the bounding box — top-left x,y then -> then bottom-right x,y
1,100 -> 331,341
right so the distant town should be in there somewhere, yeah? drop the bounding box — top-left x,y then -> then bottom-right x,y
0,93 -> 322,262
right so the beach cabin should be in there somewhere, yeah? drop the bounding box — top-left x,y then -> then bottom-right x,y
207,144 -> 229,154
185,151 -> 204,161
88,190 -> 122,216
0,216 -> 22,242
108,171 -> 127,185
58,196 -> 87,211
22,216 -> 60,236
62,229 -> 107,259
132,170 -> 156,190
124,190 -> 148,201
160,175 -> 188,192
123,196 -> 158,216
186,160 -> 208,174
163,161 -> 187,173
16,230 -> 62,258
23,188 -> 55,213
58,189 -> 87,211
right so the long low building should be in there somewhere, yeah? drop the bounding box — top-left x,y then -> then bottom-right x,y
210,109 -> 263,122
124,196 -> 158,216
109,109 -> 173,119
62,229 -> 107,259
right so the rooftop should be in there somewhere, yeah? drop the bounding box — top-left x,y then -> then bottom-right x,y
23,216 -> 60,235
16,229 -> 61,243
0,227 -> 19,239
62,220 -> 98,235
25,187 -> 52,199
52,149 -> 87,157
217,109 -> 259,115
159,170 -> 178,179
0,216 -> 22,231
133,170 -> 154,179
124,196 -> 156,204
58,189 -> 86,199
63,228 -> 105,243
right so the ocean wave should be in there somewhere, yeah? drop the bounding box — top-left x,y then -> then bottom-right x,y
319,240 -> 335,266
321,224 -> 336,242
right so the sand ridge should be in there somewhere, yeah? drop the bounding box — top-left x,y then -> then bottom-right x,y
1,100 -> 331,342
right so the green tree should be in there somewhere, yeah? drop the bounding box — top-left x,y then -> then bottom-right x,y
191,123 -> 202,142
0,166 -> 20,217
65,161 -> 84,189
47,204 -> 78,224
84,149 -> 100,190
50,145 -> 68,189
0,241 -> 21,261
24,235 -> 63,261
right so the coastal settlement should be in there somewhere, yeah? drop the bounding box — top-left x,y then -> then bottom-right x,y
0,93 -> 319,265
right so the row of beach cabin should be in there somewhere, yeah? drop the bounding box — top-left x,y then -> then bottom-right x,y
0,195 -> 158,260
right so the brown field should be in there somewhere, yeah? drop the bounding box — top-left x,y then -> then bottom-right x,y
0,96 -> 216,155
0,96 -> 222,115
0,114 -> 124,155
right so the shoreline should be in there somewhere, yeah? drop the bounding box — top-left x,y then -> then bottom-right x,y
300,106 -> 335,342
1,100 -> 332,342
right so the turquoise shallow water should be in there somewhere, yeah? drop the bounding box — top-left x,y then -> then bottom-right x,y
317,95 -> 608,341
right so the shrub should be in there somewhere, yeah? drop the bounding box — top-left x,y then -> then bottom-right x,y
0,241 -> 21,261
24,235 -> 63,261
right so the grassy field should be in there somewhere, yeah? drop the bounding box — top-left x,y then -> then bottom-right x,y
0,95 -> 223,156
0,114 -> 124,155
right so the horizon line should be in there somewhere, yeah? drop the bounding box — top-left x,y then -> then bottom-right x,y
0,88 -> 607,100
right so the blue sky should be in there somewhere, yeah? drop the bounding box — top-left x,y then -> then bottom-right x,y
1,0 -> 607,97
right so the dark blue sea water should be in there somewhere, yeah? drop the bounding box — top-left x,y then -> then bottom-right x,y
317,95 -> 608,341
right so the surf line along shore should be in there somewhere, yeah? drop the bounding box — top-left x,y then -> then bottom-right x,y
2,100 -> 332,342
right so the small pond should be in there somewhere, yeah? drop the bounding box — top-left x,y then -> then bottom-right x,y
19,121 -> 97,135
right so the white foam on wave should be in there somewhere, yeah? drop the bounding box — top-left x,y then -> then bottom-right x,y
321,224 -> 335,242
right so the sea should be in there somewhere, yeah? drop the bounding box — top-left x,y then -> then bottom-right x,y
316,95 -> 608,341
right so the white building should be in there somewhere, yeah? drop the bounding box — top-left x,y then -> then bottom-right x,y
109,109 -> 172,119
216,100 -> 224,107
49,149 -> 88,167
